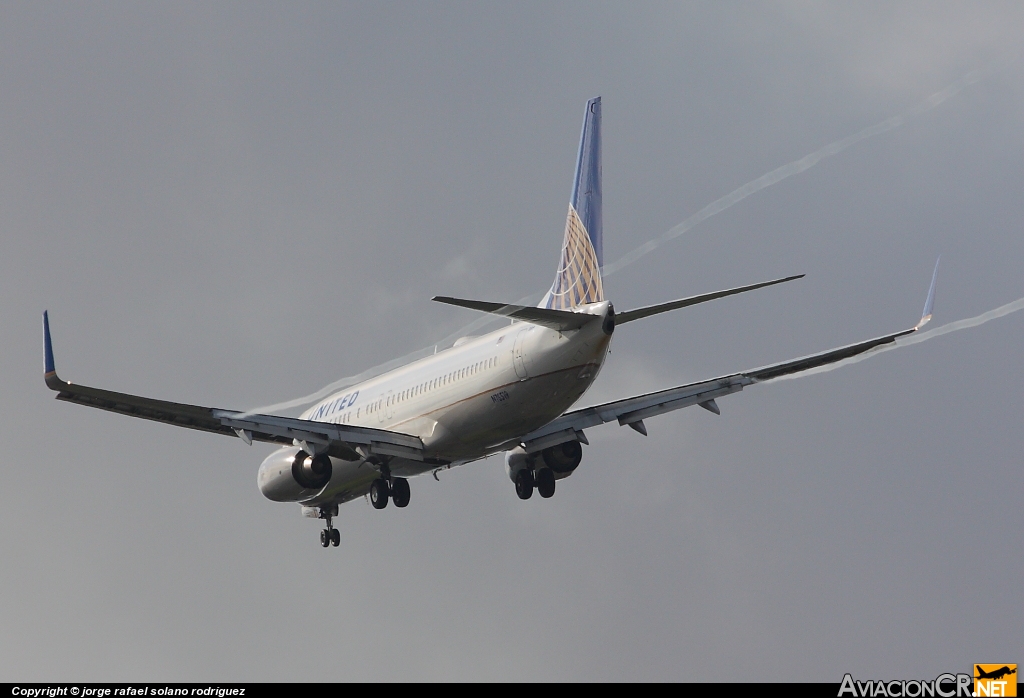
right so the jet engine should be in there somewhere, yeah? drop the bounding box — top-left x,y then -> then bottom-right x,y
258,447 -> 333,502
541,440 -> 583,477
505,440 -> 583,483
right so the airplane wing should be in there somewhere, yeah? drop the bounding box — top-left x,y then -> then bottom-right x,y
519,327 -> 913,449
519,260 -> 940,452
41,313 -> 426,462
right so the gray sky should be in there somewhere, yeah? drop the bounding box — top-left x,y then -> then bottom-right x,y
2,2 -> 1022,681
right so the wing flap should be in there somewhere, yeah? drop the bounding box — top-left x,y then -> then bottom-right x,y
521,376 -> 750,445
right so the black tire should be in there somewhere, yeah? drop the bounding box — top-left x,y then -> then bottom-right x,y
392,478 -> 411,508
536,468 -> 556,498
514,470 -> 534,500
370,478 -> 390,509
320,529 -> 330,547
330,528 -> 341,546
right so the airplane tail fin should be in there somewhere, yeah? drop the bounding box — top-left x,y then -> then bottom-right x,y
541,97 -> 605,310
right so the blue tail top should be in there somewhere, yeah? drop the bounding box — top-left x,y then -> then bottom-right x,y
542,97 -> 605,310
572,97 -> 603,267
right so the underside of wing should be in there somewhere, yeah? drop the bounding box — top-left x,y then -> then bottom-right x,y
520,324 -> 916,448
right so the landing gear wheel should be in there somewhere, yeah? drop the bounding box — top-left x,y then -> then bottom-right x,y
330,528 -> 340,546
370,478 -> 390,509
320,529 -> 330,547
391,477 -> 411,508
536,468 -> 556,498
515,470 -> 535,500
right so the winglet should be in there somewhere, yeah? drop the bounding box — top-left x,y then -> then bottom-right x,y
915,257 -> 940,330
43,311 -> 64,390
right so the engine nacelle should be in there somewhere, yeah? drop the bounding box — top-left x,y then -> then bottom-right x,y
542,440 -> 583,476
504,446 -> 534,482
258,447 -> 333,502
505,440 -> 584,483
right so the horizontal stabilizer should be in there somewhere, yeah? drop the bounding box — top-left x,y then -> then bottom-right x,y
615,274 -> 804,325
432,296 -> 599,331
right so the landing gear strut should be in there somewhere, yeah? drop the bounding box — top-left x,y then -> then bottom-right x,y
370,476 -> 411,508
319,511 -> 340,548
369,458 -> 411,510
513,468 -> 556,499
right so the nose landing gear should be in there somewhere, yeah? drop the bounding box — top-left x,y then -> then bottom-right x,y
319,509 -> 340,547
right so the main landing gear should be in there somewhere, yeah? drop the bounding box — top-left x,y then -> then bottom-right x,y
319,513 -> 340,548
515,468 -> 556,500
369,477 -> 411,509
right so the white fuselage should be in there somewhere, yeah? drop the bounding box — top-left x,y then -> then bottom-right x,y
257,301 -> 614,506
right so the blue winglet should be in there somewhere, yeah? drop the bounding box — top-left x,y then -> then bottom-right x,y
916,256 -> 940,330
42,311 -> 67,391
43,311 -> 56,376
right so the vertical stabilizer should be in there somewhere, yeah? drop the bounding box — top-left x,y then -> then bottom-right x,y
542,97 -> 605,310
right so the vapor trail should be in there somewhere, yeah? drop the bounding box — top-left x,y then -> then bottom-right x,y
246,64 -> 999,416
601,67 -> 987,277
763,295 -> 1024,384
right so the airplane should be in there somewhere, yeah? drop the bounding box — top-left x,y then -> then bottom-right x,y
975,666 -> 1016,681
42,97 -> 940,547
